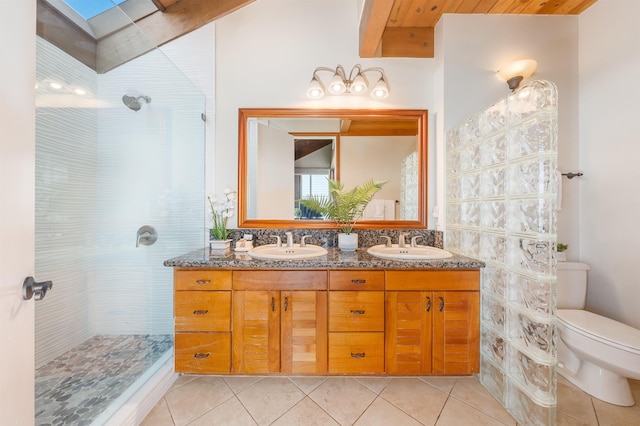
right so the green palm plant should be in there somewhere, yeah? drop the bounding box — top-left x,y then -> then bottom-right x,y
297,178 -> 386,234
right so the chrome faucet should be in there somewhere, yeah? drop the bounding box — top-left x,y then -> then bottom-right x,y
270,235 -> 282,247
285,231 -> 294,247
300,235 -> 311,247
380,236 -> 392,247
411,235 -> 422,248
398,233 -> 409,248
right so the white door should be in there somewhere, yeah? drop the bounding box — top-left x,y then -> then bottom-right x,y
0,2 -> 37,424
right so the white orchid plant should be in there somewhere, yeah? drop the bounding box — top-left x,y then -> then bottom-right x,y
208,189 -> 237,240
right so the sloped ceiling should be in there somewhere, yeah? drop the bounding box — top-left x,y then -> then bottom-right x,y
37,0 -> 598,73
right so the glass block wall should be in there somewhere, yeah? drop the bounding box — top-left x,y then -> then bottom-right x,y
445,80 -> 558,425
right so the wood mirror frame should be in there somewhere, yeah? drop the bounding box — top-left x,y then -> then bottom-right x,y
237,108 -> 428,229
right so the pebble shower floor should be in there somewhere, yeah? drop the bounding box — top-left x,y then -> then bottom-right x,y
35,334 -> 173,425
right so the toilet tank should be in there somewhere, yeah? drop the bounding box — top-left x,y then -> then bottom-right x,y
557,262 -> 590,309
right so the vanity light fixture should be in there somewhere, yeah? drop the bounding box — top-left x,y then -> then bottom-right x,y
497,59 -> 538,91
306,64 -> 390,100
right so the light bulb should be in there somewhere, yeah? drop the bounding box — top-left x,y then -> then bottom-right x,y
351,73 -> 368,94
306,76 -> 325,99
328,73 -> 346,95
370,78 -> 390,99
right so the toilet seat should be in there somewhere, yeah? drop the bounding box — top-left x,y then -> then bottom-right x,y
557,309 -> 640,355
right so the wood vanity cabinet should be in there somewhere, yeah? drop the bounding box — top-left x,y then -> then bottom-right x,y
173,267 -> 480,376
174,270 -> 232,374
385,270 -> 480,375
232,271 -> 328,374
328,271 -> 385,373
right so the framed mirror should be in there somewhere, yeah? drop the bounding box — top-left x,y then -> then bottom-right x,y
238,108 -> 428,229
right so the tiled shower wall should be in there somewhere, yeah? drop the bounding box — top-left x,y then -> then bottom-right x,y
445,81 -> 558,425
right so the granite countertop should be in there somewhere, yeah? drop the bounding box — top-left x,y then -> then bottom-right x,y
164,247 -> 484,270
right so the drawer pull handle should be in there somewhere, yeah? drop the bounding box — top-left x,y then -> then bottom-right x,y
351,352 -> 366,358
284,296 -> 289,312
194,352 -> 210,359
439,297 -> 445,312
193,309 -> 209,315
271,297 -> 275,312
350,310 -> 365,315
351,279 -> 366,284
195,279 -> 211,285
426,296 -> 431,312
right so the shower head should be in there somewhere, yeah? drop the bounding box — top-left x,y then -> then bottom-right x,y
122,95 -> 151,111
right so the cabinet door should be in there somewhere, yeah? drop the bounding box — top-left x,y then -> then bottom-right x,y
385,291 -> 432,374
232,291 -> 281,373
432,291 -> 480,375
280,291 -> 327,374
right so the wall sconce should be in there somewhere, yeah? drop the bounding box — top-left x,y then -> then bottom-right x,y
497,59 -> 538,91
306,64 -> 390,100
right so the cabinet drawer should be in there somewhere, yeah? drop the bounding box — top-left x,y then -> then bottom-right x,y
175,270 -> 232,291
385,270 -> 480,291
329,291 -> 384,332
328,332 -> 384,373
233,270 -> 327,290
175,291 -> 231,332
175,333 -> 231,374
329,270 -> 384,290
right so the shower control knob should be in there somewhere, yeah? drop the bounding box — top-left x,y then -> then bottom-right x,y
22,276 -> 53,301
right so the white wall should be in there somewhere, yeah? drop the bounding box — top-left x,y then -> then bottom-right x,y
579,0 -> 640,328
215,0 -> 434,227
435,14 -> 580,255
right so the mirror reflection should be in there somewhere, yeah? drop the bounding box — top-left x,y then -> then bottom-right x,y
238,109 -> 428,229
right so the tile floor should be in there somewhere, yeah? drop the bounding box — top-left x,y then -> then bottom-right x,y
143,374 -> 640,425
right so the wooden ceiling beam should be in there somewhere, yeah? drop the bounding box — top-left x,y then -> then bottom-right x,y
97,0 -> 255,73
381,27 -> 434,58
360,0 -> 395,57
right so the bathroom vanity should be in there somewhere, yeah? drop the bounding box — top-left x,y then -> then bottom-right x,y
166,247 -> 483,377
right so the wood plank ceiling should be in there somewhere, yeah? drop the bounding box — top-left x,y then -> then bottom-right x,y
360,0 -> 599,58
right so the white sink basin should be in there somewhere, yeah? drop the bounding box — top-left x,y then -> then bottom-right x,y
247,244 -> 328,260
367,244 -> 453,261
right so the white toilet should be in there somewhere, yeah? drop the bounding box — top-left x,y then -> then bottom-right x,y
557,261 -> 640,406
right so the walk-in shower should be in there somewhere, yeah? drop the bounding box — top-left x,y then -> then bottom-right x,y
34,11 -> 205,425
122,94 -> 152,111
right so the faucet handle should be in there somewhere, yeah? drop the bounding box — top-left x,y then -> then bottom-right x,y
411,235 -> 422,248
380,236 -> 392,247
270,235 -> 282,247
398,233 -> 409,247
300,235 -> 312,247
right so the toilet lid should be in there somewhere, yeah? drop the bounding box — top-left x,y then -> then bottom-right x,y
557,309 -> 640,354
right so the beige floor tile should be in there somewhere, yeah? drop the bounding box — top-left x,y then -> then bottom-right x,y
436,396 -> 512,426
288,376 -> 328,394
629,379 -> 640,414
354,377 -> 392,394
450,377 -> 516,425
271,397 -> 340,426
165,376 -> 234,426
188,396 -> 257,426
354,397 -> 422,426
236,377 -> 305,426
557,410 -> 593,426
223,376 -> 263,394
171,374 -> 199,390
419,376 -> 458,394
556,381 -> 598,426
141,397 -> 174,426
592,398 -> 640,426
308,377 -> 377,426
379,377 -> 448,425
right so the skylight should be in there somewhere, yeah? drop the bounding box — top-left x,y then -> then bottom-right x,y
62,0 -> 126,20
